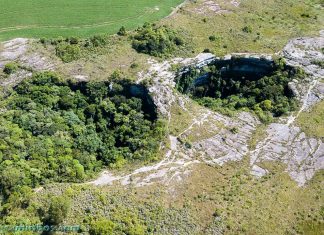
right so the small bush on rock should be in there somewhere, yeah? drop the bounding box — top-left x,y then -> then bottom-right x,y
3,62 -> 18,75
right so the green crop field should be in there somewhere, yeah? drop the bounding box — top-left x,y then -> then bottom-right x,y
0,0 -> 183,41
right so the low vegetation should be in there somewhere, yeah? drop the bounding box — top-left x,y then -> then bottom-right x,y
41,35 -> 108,62
161,0 -> 323,55
44,23 -> 187,62
1,161 -> 322,234
311,59 -> 324,69
297,100 -> 324,140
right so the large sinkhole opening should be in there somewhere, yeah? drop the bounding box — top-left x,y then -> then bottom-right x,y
0,72 -> 163,191
176,57 -> 305,122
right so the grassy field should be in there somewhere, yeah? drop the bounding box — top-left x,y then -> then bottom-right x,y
0,0 -> 183,41
162,0 -> 323,56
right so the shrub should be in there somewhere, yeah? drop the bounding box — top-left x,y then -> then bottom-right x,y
55,44 -> 81,62
242,25 -> 252,33
57,36 -> 64,43
130,63 -> 139,69
90,219 -> 116,235
213,209 -> 221,217
50,36 -> 65,45
40,37 -> 47,44
174,36 -> 185,46
3,62 -> 18,75
89,35 -> 107,47
230,127 -> 239,134
132,24 -> 184,57
209,35 -> 216,41
185,142 -> 192,149
117,26 -> 127,36
301,13 -> 311,18
68,36 -> 80,44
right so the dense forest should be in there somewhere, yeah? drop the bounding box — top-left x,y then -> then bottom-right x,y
0,72 -> 165,201
176,58 -> 305,122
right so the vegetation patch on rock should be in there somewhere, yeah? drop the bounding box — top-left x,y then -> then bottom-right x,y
3,62 -> 19,75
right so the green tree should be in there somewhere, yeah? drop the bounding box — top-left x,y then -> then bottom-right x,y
0,165 -> 28,198
45,196 -> 71,225
260,100 -> 272,111
89,219 -> 116,235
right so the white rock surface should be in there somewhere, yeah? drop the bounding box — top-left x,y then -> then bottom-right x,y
251,165 -> 268,178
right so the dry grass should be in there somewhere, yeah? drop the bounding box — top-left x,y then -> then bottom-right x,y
161,0 -> 323,56
23,159 -> 323,234
248,124 -> 268,150
297,100 -> 324,140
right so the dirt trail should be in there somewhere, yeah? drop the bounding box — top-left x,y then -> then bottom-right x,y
286,79 -> 318,126
250,34 -> 324,186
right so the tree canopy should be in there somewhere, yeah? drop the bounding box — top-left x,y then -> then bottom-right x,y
132,23 -> 185,57
176,58 -> 305,122
0,72 -> 164,199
